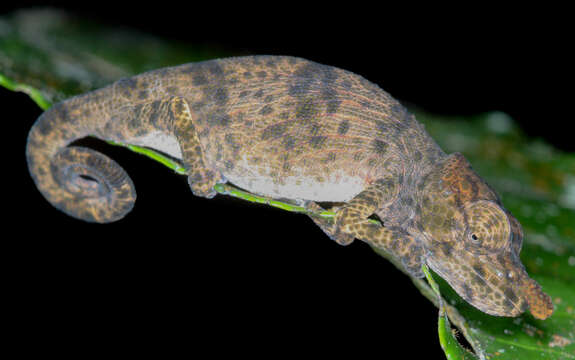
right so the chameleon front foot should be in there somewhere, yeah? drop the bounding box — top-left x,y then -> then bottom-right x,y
187,169 -> 220,199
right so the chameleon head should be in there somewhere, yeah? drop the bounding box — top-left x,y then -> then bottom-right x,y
416,153 -> 553,319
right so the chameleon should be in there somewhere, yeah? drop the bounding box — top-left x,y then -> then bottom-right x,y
26,55 -> 553,320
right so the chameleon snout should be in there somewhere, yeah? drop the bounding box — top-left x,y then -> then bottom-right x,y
520,276 -> 554,320
498,253 -> 554,319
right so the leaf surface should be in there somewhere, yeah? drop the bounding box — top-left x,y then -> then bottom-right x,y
3,9 -> 574,359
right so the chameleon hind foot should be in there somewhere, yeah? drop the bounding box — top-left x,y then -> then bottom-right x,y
305,201 -> 355,246
187,169 -> 220,198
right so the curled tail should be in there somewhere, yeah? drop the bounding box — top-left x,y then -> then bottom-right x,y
26,95 -> 136,223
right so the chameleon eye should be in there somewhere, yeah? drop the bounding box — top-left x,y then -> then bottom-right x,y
464,200 -> 511,254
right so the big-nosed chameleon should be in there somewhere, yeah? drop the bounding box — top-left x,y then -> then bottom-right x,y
26,55 -> 553,320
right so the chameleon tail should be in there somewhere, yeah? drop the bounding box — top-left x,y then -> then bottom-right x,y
26,96 -> 136,223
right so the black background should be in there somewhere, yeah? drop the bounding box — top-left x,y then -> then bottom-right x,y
4,3 -> 571,358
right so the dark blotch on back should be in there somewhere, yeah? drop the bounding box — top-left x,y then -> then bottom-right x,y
260,105 -> 273,115
322,87 -> 341,114
374,120 -> 387,133
192,101 -> 206,111
289,61 -> 338,97
261,123 -> 287,140
116,77 -> 138,97
213,88 -> 229,106
296,98 -> 319,121
282,135 -> 296,150
192,73 -> 208,86
310,136 -> 327,149
207,113 -> 231,127
36,114 -> 55,135
254,89 -> 265,98
46,103 -> 73,131
208,62 -> 224,76
372,139 -> 388,155
182,60 -> 225,85
117,77 -> 137,89
338,120 -> 350,135
166,86 -> 179,94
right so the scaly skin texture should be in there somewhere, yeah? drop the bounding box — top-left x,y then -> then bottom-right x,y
26,55 -> 553,319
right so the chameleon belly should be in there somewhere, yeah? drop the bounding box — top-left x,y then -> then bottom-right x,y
127,131 -> 367,201
219,161 -> 367,202
128,131 -> 182,159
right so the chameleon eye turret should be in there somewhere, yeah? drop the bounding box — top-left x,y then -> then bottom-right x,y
463,200 -> 511,254
26,55 -> 552,319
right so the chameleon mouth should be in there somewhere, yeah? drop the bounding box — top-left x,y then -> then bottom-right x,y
426,257 -> 553,319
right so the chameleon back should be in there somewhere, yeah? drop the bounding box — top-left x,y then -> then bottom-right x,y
170,56 -> 444,202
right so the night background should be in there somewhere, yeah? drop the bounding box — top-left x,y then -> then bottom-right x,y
3,3 -> 572,358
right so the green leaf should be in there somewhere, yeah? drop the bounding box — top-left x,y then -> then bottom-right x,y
3,9 -> 574,359
423,264 -> 478,360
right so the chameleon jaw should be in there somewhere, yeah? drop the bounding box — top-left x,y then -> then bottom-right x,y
425,255 -> 553,319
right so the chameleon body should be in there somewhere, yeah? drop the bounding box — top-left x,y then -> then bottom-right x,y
26,55 -> 553,319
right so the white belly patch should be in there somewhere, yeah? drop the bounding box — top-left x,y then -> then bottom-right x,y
127,131 -> 182,160
223,156 -> 366,202
226,173 -> 365,202
125,133 -> 366,202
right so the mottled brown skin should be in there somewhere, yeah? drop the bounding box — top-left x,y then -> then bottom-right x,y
26,55 -> 553,319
